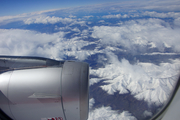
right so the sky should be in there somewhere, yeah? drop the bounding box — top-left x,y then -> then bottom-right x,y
0,0 -> 124,16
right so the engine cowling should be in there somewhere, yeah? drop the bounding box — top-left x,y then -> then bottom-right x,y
0,56 -> 89,120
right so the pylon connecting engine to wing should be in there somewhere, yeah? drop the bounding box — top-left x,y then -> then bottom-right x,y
0,56 -> 89,120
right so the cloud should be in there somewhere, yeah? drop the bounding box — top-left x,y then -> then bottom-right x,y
0,29 -> 98,61
142,0 -> 180,11
102,11 -> 180,19
143,110 -> 152,117
24,16 -> 73,24
66,50 -> 95,61
142,11 -> 180,18
83,15 -> 94,19
102,14 -> 129,19
142,52 -> 180,55
1,0 -> 180,26
91,52 -> 180,105
0,14 -> 27,25
88,106 -> 137,120
0,8 -> 61,25
92,18 -> 180,53
69,15 -> 77,18
71,0 -> 180,13
174,17 -> 180,26
69,20 -> 87,27
0,11 -> 75,26
89,98 -> 95,110
98,20 -> 105,23
102,14 -> 122,19
0,29 -> 64,58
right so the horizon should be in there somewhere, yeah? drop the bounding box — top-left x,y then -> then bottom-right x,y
0,0 -> 127,17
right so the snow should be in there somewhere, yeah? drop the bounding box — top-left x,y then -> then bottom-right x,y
91,53 -> 180,105
90,78 -> 104,86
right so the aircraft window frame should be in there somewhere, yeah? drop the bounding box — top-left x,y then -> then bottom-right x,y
0,109 -> 13,120
151,76 -> 180,120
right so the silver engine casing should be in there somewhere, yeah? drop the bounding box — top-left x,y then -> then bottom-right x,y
0,56 -> 89,120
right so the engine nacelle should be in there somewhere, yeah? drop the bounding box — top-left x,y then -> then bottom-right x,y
0,56 -> 89,120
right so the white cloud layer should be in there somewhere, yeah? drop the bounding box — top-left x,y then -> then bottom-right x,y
0,29 -> 64,57
143,110 -> 152,117
142,0 -> 180,11
0,29 -> 98,61
24,16 -> 73,24
0,0 -> 180,26
142,11 -> 180,18
0,13 -> 82,26
89,98 -> 95,110
0,9 -> 61,25
92,18 -> 180,52
90,52 -> 180,105
88,106 -> 137,120
174,17 -> 180,26
102,14 -> 129,19
88,98 -> 137,119
102,11 -> 180,19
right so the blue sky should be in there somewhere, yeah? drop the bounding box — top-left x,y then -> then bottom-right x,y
0,0 -> 124,16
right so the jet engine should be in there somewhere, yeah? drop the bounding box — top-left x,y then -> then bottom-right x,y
0,56 -> 89,120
